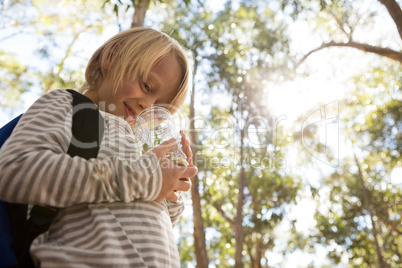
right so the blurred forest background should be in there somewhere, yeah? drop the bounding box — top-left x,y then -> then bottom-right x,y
0,0 -> 401,267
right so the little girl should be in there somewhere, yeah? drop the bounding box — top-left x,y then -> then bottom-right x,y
0,27 -> 197,267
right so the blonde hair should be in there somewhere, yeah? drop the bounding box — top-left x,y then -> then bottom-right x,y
78,27 -> 191,113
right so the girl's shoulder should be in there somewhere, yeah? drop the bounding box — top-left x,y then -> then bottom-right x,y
38,88 -> 73,101
30,89 -> 74,110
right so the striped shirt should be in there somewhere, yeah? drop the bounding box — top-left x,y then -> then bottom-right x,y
0,89 -> 184,267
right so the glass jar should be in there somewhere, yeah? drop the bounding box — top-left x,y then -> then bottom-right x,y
134,106 -> 188,166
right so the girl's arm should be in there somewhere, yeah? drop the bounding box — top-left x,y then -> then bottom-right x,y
0,89 -> 162,207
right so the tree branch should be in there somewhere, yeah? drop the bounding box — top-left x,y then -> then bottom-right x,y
204,191 -> 235,227
0,31 -> 30,42
43,27 -> 87,93
353,151 -> 385,268
329,10 -> 352,39
378,0 -> 402,40
297,40 -> 402,67
386,220 -> 402,235
0,0 -> 9,28
212,200 -> 235,227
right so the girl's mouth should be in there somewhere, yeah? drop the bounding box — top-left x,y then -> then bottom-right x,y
124,104 -> 137,126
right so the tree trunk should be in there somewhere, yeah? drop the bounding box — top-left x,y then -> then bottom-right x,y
354,152 -> 386,268
378,0 -> 402,40
234,123 -> 246,268
131,0 -> 149,28
189,59 -> 209,268
252,238 -> 262,268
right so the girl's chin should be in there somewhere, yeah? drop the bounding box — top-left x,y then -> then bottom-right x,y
126,116 -> 136,126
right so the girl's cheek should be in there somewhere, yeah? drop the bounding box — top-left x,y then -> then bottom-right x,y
124,82 -> 142,97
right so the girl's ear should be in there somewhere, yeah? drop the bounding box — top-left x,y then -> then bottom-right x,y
101,43 -> 120,71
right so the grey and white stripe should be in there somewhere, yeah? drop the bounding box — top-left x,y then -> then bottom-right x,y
0,89 -> 184,267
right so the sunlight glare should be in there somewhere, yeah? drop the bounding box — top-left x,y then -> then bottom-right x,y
266,76 -> 345,127
390,167 -> 402,185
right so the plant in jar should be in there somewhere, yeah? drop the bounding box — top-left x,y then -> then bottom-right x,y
134,106 -> 188,166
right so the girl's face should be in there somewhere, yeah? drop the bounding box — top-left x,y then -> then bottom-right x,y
86,53 -> 182,124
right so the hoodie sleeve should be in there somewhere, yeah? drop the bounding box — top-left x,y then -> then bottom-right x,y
165,196 -> 185,227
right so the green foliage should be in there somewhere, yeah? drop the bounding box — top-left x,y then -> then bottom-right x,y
344,64 -> 402,166
175,208 -> 196,267
205,3 -> 292,94
313,158 -> 402,267
195,105 -> 301,266
0,0 -> 111,100
309,61 -> 402,267
0,51 -> 32,108
158,2 -> 300,265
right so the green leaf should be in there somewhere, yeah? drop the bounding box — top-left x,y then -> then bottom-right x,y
142,143 -> 149,153
153,132 -> 161,147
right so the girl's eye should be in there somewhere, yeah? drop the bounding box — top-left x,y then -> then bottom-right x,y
144,83 -> 151,92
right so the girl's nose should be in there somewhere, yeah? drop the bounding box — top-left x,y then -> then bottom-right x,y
138,96 -> 156,110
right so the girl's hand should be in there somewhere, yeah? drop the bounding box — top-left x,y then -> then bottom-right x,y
152,138 -> 198,202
